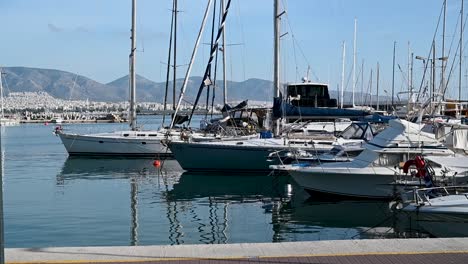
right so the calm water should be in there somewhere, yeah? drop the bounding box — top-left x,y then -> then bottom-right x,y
2,116 -> 418,248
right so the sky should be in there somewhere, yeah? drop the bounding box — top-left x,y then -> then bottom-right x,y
0,0 -> 466,99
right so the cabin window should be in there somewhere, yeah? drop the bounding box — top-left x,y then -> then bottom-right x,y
148,134 -> 158,137
99,141 -> 104,144
123,134 -> 129,137
137,134 -> 146,137
374,153 -> 404,166
142,142 -> 146,145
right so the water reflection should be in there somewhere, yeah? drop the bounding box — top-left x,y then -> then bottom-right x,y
55,157 -> 430,246
281,199 -> 396,239
163,172 -> 291,244
57,157 -> 182,246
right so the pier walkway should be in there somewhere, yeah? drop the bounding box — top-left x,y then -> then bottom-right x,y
6,238 -> 468,264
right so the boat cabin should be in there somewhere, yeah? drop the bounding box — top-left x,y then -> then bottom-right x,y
286,82 -> 337,108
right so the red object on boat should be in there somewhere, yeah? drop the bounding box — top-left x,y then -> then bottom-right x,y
153,160 -> 161,168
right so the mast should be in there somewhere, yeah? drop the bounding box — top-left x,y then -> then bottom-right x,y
369,69 -> 373,107
391,41 -> 396,109
432,40 -> 436,105
173,0 -> 178,110
274,0 -> 281,134
162,0 -> 176,126
352,18 -> 357,107
340,41 -> 346,108
361,59 -> 364,105
0,69 -> 4,119
129,0 -> 137,131
170,0 -> 214,129
376,62 -> 380,111
442,0 -> 447,101
222,0 -> 227,105
460,0 -> 464,104
187,0 -> 231,125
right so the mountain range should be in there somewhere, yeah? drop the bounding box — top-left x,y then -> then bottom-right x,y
1,66 -> 388,105
1,67 -> 273,104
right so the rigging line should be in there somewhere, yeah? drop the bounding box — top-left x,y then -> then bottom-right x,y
211,0 -> 224,116
188,0 -> 232,126
170,0 -> 214,129
162,0 -> 176,127
234,0 -> 247,84
415,1 -> 445,105
206,0 -> 218,118
441,12 -> 468,99
439,6 -> 462,97
281,0 -> 319,82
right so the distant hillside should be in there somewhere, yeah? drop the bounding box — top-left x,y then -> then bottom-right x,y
2,66 -> 273,103
2,67 -> 121,101
1,66 -> 391,105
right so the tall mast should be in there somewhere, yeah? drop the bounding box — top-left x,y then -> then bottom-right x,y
352,18 -> 357,107
432,40 -> 436,105
162,0 -> 176,126
460,0 -> 464,103
273,0 -> 281,134
442,0 -> 447,100
173,0 -> 178,110
129,0 -> 137,131
376,62 -> 380,111
361,59 -> 364,105
407,42 -> 411,99
222,0 -> 227,105
391,41 -> 396,109
170,0 -> 214,129
340,41 -> 346,109
0,69 -> 4,119
369,69 -> 373,107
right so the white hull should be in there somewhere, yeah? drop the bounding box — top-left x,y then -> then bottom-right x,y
288,167 -> 403,199
58,131 -> 170,157
169,138 -> 333,172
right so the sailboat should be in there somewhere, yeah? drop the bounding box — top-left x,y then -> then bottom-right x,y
167,0 -> 365,172
56,0 -> 176,157
0,68 -> 20,126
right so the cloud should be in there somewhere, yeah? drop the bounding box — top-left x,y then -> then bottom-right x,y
48,23 -> 63,33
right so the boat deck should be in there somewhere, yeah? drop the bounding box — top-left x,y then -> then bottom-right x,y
6,238 -> 468,264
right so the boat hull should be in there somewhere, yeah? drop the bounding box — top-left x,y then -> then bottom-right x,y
58,132 -> 171,157
289,167 -> 402,199
401,206 -> 468,237
169,140 -> 330,172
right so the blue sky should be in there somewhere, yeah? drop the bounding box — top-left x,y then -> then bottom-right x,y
0,0 -> 465,99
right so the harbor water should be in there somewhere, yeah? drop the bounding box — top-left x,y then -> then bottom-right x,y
3,116 -> 426,248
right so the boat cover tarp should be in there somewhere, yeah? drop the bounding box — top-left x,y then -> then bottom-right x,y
273,96 -> 368,119
452,129 -> 468,151
425,155 -> 468,174
221,100 -> 248,113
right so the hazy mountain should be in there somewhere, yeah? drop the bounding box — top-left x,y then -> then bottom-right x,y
2,67 -> 121,101
2,66 -> 390,105
2,67 -> 274,103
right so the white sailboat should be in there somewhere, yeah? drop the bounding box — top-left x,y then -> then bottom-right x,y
57,0 -> 169,157
276,119 -> 464,199
0,68 -> 20,126
57,0 -> 225,157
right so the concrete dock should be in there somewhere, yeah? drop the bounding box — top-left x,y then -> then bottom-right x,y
6,238 -> 468,264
